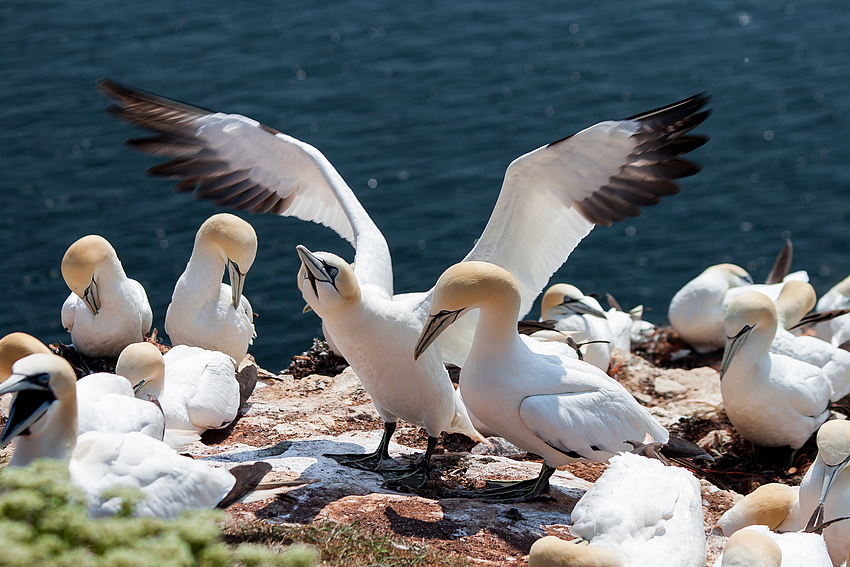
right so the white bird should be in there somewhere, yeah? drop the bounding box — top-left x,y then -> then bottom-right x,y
566,451 -> 706,567
0,353 -> 297,519
165,213 -> 257,363
0,333 -> 165,441
98,79 -> 708,482
815,275 -> 850,348
528,536 -> 624,567
717,483 -> 801,536
123,342 -> 240,445
770,282 -> 850,401
712,525 -> 832,567
414,262 -> 670,498
60,235 -> 152,358
538,283 -> 613,370
720,291 -> 832,449
799,419 -> 850,566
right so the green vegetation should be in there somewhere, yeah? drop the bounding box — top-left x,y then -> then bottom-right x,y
0,460 -> 317,567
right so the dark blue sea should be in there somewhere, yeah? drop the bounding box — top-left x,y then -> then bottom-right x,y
2,0 -> 849,372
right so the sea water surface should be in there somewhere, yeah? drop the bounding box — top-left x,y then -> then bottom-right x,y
2,0 -> 849,371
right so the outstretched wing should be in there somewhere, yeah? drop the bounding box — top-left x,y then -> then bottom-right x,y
96,79 -> 392,294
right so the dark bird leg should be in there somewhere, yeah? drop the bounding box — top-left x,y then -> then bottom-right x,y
324,421 -> 396,471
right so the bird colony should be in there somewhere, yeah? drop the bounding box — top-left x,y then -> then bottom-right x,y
6,80 -> 850,566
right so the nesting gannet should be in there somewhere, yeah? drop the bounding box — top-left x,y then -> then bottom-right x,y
537,283 -> 613,370
565,451 -> 706,567
816,275 -> 850,347
720,291 -> 832,448
60,235 -> 152,358
121,342 -> 240,445
0,353 -> 295,519
717,483 -> 801,536
165,213 -> 256,363
414,262 -> 669,498
799,420 -> 850,566
0,333 -> 165,441
98,79 -> 709,482
528,536 -> 624,567
712,525 -> 832,567
770,282 -> 850,400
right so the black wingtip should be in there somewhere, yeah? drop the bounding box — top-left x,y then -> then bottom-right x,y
217,461 -> 273,509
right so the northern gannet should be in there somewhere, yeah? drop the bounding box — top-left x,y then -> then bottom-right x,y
712,525 -> 832,567
414,262 -> 669,498
816,275 -> 850,348
799,420 -> 850,566
567,451 -> 706,567
61,235 -> 152,358
0,333 -> 165,441
165,213 -> 256,363
528,536 -> 624,567
0,353 -> 294,519
97,79 -> 709,482
536,283 -> 613,370
717,483 -> 801,536
122,342 -> 240,446
720,292 -> 832,449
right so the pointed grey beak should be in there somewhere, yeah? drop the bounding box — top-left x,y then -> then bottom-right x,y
562,297 -> 607,319
804,454 -> 850,533
83,278 -> 100,316
414,309 -> 465,360
719,324 -> 753,380
0,372 -> 56,445
228,259 -> 246,309
296,245 -> 335,297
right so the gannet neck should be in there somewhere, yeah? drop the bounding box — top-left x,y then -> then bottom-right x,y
528,536 -> 623,567
720,529 -> 782,567
2,354 -> 78,466
116,342 -> 166,398
725,292 -> 778,355
716,483 -> 799,535
775,281 -> 817,329
0,332 -> 51,380
706,263 -> 753,287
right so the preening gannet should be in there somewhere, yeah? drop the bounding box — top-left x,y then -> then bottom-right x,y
122,342 -> 240,445
712,525 -> 832,567
61,235 -> 152,358
717,483 -> 801,536
816,275 -> 850,348
0,353 -> 294,519
720,291 -> 832,448
98,78 -> 709,483
414,262 -> 669,499
799,420 -> 850,566
0,333 -> 165,441
165,213 -> 257,363
538,283 -> 613,370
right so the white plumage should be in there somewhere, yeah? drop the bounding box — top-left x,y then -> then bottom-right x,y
75,372 -> 165,440
570,452 -> 706,567
815,274 -> 850,347
712,525 -> 831,567
60,235 -> 152,358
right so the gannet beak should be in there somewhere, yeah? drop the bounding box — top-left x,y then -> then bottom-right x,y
228,259 -> 246,309
719,324 -> 753,380
804,454 -> 850,533
296,245 -> 335,296
561,297 -> 607,319
0,372 -> 56,445
414,308 -> 465,360
302,304 -> 313,314
83,278 -> 100,316
132,379 -> 148,394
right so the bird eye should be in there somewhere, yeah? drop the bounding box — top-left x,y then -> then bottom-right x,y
328,267 -> 339,278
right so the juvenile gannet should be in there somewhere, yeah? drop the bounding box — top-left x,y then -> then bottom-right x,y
122,342 -> 240,445
799,420 -> 850,566
712,525 -> 832,567
61,235 -> 153,358
98,79 -> 709,481
720,291 -> 832,448
770,282 -> 850,400
816,275 -> 850,347
566,451 -> 706,567
0,333 -> 165,441
537,283 -> 613,370
165,213 -> 256,363
0,353 -> 294,519
717,483 -> 801,536
414,262 -> 669,498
